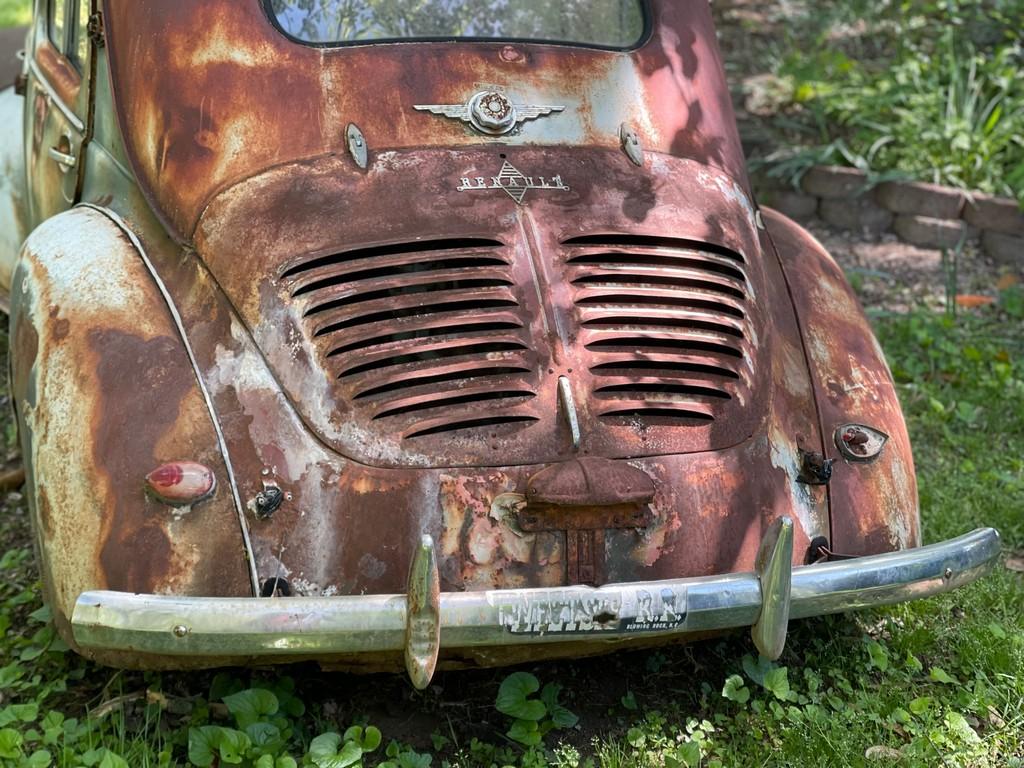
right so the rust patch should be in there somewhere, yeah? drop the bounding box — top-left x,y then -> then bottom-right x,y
519,503 -> 650,533
48,305 -> 70,341
439,473 -> 563,590
89,329 -> 192,591
11,208 -> 254,636
36,483 -> 54,538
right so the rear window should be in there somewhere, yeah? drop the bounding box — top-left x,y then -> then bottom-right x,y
266,0 -> 647,49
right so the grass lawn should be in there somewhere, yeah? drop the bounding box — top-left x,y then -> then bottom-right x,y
0,297 -> 1021,768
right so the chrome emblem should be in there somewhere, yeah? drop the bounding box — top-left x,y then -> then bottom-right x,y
457,161 -> 570,204
415,89 -> 565,135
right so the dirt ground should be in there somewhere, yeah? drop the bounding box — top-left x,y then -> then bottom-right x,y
804,223 -> 1010,313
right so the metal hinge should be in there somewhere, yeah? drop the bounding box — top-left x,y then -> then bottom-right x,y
87,11 -> 105,48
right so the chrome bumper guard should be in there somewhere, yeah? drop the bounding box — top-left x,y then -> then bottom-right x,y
72,524 -> 1000,688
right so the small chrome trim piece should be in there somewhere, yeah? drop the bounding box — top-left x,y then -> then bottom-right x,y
619,123 -> 644,167
78,204 -> 261,596
72,528 -> 1000,687
557,375 -> 581,449
28,57 -> 85,133
346,123 -> 368,169
48,139 -> 77,171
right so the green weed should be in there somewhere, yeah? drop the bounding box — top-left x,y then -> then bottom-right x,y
495,672 -> 578,748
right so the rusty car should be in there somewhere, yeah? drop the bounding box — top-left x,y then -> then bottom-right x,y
0,0 -> 1001,688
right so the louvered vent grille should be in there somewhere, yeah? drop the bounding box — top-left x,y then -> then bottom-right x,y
281,238 -> 539,440
564,234 -> 753,425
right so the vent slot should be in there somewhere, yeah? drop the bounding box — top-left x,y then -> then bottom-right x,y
281,237 -> 504,279
292,256 -> 509,297
585,337 -> 744,358
406,415 -> 539,439
562,234 -> 744,263
338,340 -> 528,378
591,359 -> 741,380
327,319 -> 524,356
313,298 -> 519,336
574,292 -> 745,318
304,277 -> 514,317
373,390 -> 536,420
581,315 -> 744,338
353,365 -> 533,400
573,275 -> 744,300
599,407 -> 715,422
594,382 -> 732,400
567,252 -> 745,281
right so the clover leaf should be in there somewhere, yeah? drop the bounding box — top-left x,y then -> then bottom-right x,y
722,674 -> 750,705
309,732 -> 364,768
343,725 -> 382,752
223,688 -> 280,730
495,672 -> 546,721
506,719 -> 542,747
763,667 -> 791,701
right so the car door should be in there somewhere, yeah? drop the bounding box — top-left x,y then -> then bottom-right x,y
23,0 -> 91,227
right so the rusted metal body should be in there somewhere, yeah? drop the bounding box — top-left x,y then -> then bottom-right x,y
0,0 -> 997,680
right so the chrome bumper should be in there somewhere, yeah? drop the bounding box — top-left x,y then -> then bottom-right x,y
71,524 -> 1000,688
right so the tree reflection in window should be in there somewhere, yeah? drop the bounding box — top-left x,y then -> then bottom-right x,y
267,0 -> 645,48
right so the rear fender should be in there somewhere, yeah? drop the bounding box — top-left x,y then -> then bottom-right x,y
764,208 -> 920,556
10,206 -> 254,648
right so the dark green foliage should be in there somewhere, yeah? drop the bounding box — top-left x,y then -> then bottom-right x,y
760,0 -> 1024,203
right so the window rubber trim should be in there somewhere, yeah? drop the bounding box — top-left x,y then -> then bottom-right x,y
259,0 -> 654,53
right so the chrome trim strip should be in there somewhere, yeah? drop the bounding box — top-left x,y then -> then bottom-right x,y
72,528 -> 1000,661
28,57 -> 85,133
78,204 -> 261,595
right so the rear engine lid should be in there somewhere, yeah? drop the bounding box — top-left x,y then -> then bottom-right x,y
196,147 -> 772,468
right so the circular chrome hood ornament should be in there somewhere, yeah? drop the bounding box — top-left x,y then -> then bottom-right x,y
469,91 -> 517,134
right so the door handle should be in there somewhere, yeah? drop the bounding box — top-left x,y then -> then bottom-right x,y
48,145 -> 77,170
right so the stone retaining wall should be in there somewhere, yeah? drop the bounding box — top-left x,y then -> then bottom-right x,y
756,165 -> 1024,268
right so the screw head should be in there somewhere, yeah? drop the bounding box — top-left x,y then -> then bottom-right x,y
944,567 -> 954,580
172,624 -> 189,638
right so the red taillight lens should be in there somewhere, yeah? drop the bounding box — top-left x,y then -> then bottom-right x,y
145,461 -> 216,506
